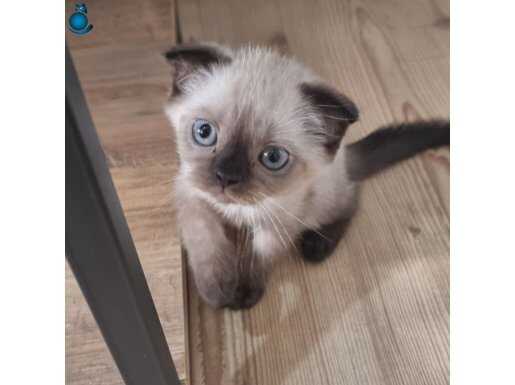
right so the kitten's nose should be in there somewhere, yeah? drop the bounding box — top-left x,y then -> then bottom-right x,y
212,141 -> 250,188
215,170 -> 242,187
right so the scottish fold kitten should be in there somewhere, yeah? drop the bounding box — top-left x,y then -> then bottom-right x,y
163,43 -> 449,310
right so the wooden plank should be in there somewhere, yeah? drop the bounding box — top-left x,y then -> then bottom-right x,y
178,0 -> 449,384
65,0 -> 175,49
65,1 -> 186,384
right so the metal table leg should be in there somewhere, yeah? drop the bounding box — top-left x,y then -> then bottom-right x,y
65,46 -> 181,385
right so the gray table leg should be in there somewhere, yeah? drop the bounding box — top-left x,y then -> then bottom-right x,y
65,46 -> 181,385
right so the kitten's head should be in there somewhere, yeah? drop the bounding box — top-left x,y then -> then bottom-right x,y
164,43 -> 358,209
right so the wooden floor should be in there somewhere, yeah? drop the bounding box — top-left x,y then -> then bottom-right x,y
65,0 -> 187,384
66,0 -> 449,384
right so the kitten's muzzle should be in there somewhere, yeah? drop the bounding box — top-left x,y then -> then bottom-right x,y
215,170 -> 243,187
212,141 -> 250,189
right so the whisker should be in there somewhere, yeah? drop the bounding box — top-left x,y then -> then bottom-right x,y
263,200 -> 299,255
314,104 -> 346,108
321,114 -> 354,122
256,191 -> 332,242
245,205 -> 259,247
254,198 -> 288,251
249,208 -> 258,272
252,192 -> 297,252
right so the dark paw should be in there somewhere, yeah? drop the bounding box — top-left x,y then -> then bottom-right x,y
300,230 -> 337,263
300,216 -> 352,263
226,284 -> 265,310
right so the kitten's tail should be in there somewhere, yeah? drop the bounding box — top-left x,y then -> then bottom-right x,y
346,119 -> 449,181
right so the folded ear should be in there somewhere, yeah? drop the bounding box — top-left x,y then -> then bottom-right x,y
163,43 -> 232,95
300,82 -> 359,154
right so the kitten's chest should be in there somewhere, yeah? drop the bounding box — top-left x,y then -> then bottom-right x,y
218,202 -> 261,228
223,219 -> 255,255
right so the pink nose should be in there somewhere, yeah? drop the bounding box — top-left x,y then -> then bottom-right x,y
215,170 -> 242,187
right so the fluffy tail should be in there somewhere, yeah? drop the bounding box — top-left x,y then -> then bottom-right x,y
346,120 -> 449,181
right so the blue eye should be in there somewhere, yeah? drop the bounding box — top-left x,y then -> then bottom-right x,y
192,119 -> 217,146
259,146 -> 289,171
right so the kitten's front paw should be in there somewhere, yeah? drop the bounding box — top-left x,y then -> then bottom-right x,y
226,283 -> 265,310
193,261 -> 266,310
300,216 -> 351,263
198,280 -> 265,310
300,230 -> 336,263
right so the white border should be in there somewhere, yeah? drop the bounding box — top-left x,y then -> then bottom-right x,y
452,1 -> 515,384
1,1 -> 515,384
0,2 -> 64,384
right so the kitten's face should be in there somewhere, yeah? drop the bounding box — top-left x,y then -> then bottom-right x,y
170,90 -> 325,207
165,45 -> 358,208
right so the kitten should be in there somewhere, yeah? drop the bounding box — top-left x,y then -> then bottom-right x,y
163,43 -> 449,310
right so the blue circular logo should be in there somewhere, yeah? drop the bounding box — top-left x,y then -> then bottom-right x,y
69,13 -> 88,31
68,3 -> 93,35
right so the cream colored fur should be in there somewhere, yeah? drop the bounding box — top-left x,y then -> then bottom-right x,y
165,45 -> 357,308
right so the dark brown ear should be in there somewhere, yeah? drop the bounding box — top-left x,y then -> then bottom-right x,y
300,82 -> 359,154
163,44 -> 232,95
